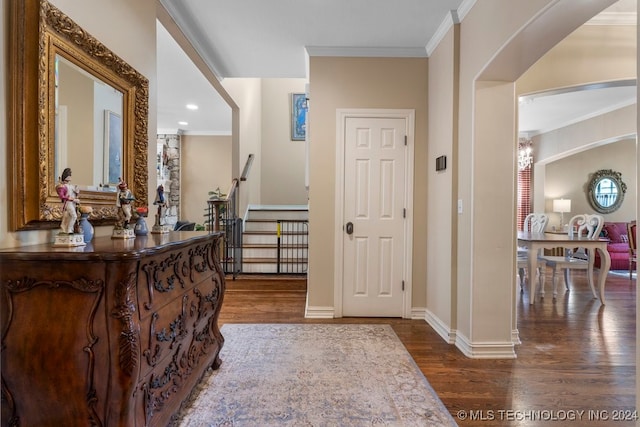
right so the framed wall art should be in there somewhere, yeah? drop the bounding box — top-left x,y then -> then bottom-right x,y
104,110 -> 123,186
291,93 -> 307,141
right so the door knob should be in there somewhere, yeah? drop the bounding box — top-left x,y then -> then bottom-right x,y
346,222 -> 354,235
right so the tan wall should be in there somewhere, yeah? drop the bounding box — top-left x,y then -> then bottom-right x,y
1,2 -> 636,387
449,0 -> 619,349
531,104 -> 637,218
426,26 -> 456,331
59,62 -> 94,185
50,0 -> 159,222
454,0 -> 556,346
521,23 -> 637,233
260,78 -> 308,205
222,78 -> 263,218
0,0 -> 157,248
517,24 -> 637,95
307,56 -> 428,310
181,135 -> 233,227
544,138 -> 636,224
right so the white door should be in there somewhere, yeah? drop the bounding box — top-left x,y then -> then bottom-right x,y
341,116 -> 408,317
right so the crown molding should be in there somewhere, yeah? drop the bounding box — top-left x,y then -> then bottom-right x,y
456,0 -> 476,23
157,129 -> 183,136
425,0 -> 476,57
181,130 -> 233,136
305,46 -> 427,58
157,128 -> 232,137
158,0 -> 228,79
426,10 -> 458,56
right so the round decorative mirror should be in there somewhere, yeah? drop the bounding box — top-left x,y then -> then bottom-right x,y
587,169 -> 627,214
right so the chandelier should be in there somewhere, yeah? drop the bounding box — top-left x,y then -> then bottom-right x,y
518,140 -> 533,171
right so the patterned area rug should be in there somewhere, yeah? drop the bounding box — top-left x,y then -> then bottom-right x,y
176,323 -> 456,426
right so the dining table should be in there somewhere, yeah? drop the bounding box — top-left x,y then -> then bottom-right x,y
517,231 -> 611,305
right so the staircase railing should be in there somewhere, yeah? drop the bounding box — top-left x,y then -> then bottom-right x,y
207,179 -> 242,278
276,219 -> 309,274
240,153 -> 254,181
207,154 -> 255,279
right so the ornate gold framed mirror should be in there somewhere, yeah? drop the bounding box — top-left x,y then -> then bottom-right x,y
8,0 -> 148,231
587,169 -> 627,214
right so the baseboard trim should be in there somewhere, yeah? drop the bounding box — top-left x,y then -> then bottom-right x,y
304,305 -> 335,318
410,307 -> 426,320
425,309 -> 456,344
454,332 -> 517,359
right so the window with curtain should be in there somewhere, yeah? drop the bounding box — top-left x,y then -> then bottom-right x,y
517,138 -> 533,230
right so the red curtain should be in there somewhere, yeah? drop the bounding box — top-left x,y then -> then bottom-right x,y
517,138 -> 532,230
517,168 -> 531,230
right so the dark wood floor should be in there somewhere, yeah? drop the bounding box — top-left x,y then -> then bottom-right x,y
219,271 -> 637,426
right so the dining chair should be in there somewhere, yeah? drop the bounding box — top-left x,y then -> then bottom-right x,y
174,220 -> 196,231
539,214 -> 604,298
517,213 -> 549,290
627,220 -> 637,279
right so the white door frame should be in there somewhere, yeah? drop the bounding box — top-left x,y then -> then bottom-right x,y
334,108 -> 415,318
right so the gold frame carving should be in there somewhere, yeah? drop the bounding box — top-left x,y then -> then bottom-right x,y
8,0 -> 148,230
587,169 -> 627,214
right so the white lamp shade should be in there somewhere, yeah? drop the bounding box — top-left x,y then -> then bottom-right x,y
553,199 -> 571,213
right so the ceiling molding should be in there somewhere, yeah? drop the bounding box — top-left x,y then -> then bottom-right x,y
180,130 -> 233,137
305,46 -> 427,58
425,10 -> 458,56
456,0 -> 476,22
157,128 -> 232,137
425,0 -> 476,57
157,129 -> 184,136
158,0 -> 228,79
519,79 -> 637,101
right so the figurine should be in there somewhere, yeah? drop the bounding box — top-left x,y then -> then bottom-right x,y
53,167 -> 85,247
153,184 -> 168,227
151,184 -> 170,234
116,178 -> 135,229
56,168 -> 80,234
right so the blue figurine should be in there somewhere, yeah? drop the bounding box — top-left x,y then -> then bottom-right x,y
154,184 -> 168,227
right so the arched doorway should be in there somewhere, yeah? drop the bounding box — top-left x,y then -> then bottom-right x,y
455,0 -> 629,357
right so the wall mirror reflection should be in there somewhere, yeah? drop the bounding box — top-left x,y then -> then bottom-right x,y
55,55 -> 124,190
587,169 -> 627,214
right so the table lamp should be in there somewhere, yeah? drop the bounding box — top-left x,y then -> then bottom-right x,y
553,199 -> 571,229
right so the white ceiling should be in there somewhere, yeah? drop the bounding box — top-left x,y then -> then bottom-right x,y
156,0 -> 636,135
157,22 -> 232,135
518,82 -> 637,136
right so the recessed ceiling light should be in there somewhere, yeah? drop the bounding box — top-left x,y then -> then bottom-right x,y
186,104 -> 199,110
178,121 -> 188,126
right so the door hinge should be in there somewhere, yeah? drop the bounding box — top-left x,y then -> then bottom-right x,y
402,280 -> 405,291
404,135 -> 407,146
403,208 -> 406,218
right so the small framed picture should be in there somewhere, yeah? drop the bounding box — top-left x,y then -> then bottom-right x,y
291,93 -> 307,141
104,110 -> 123,185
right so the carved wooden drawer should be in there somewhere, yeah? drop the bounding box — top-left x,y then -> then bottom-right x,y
136,238 -> 218,319
0,232 -> 225,427
136,272 -> 223,426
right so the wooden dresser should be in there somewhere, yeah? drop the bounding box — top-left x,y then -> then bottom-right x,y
0,232 -> 226,427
